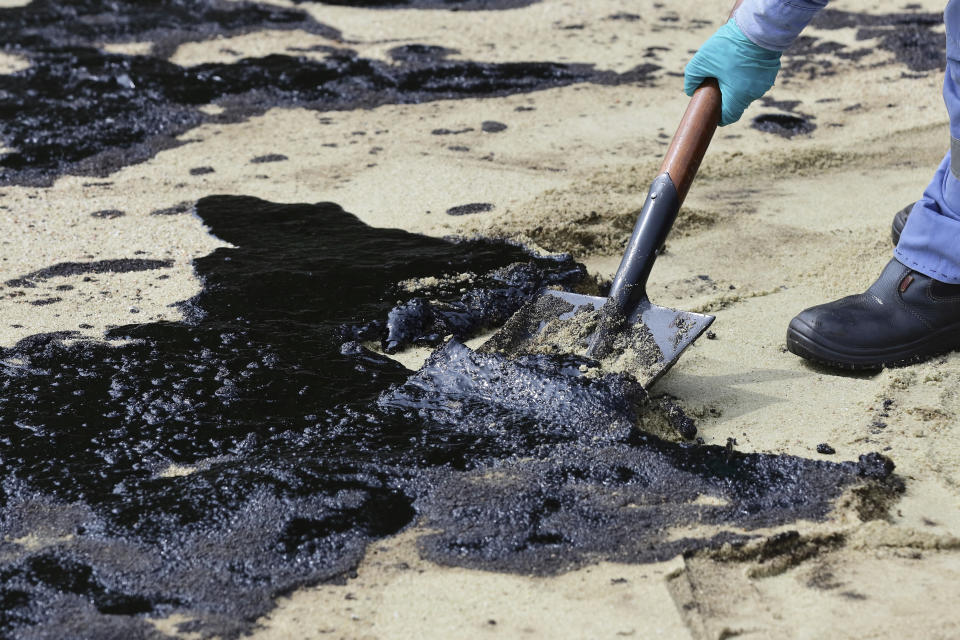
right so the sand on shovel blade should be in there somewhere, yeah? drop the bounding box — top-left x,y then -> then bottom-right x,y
479,292 -> 670,388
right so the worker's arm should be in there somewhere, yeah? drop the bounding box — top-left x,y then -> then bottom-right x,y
684,0 -> 829,126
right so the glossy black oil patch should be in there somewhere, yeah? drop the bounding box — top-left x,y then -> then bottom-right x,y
250,154 -> 288,164
782,10 -> 944,79
751,113 -> 817,138
0,0 -> 336,59
446,202 -> 494,216
0,195 -> 583,638
417,438 -> 882,574
27,297 -> 62,306
5,259 -> 174,288
150,202 -> 194,216
812,10 -> 944,72
607,12 -> 641,22
0,195 -> 900,638
293,0 -> 541,10
0,0 -> 657,187
90,209 -> 125,219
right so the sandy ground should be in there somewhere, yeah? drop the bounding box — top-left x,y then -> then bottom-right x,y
3,0 -> 960,637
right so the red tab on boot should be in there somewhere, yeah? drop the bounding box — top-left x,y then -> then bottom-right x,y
899,274 -> 914,293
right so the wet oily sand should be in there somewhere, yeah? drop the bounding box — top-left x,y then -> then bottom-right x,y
0,0 -> 657,187
0,196 -> 901,638
480,294 -> 668,388
293,0 -> 541,8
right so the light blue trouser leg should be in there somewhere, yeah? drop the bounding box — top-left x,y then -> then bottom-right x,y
895,0 -> 960,284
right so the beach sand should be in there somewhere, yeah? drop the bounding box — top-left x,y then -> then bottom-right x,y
3,0 -> 960,637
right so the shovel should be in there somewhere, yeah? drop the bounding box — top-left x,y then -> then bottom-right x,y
480,79 -> 722,389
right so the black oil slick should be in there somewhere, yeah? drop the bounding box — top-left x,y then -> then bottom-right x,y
0,0 -> 654,187
0,196 -> 899,638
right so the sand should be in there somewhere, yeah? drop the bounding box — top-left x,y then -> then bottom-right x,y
3,0 -> 960,637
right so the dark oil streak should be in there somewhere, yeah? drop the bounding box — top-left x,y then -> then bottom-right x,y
292,0 -> 542,10
5,259 -> 174,288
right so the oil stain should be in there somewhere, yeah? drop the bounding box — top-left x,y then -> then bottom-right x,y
782,10 -> 945,79
446,202 -> 494,216
0,0 -> 658,187
0,195 -> 901,638
6,259 -> 174,288
250,153 -> 288,164
752,113 -> 817,138
90,209 -> 126,219
811,10 -> 944,73
293,0 -> 542,9
0,0 -> 337,59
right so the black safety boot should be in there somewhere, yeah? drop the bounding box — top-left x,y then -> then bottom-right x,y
891,203 -> 913,246
787,258 -> 960,369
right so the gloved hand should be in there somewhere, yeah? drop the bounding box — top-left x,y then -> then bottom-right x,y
684,19 -> 782,126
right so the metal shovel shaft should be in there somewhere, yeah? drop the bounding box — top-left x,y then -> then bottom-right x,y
608,173 -> 680,314
608,78 -> 722,316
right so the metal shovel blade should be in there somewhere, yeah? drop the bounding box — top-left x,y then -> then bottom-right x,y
480,289 -> 714,389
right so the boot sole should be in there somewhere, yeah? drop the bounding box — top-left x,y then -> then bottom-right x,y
786,316 -> 960,370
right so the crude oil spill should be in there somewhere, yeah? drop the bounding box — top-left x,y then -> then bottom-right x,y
782,10 -> 945,79
446,202 -> 494,216
388,44 -> 460,63
0,0 -> 657,186
372,254 -> 582,353
751,113 -> 817,138
0,195 -> 901,638
250,153 -> 288,164
416,443 -> 897,574
150,201 -> 194,216
607,12 -> 642,22
294,0 -> 541,9
811,10 -> 944,72
6,259 -> 174,288
0,0 -> 338,58
90,209 -> 125,219
27,297 -> 62,306
481,120 -> 508,133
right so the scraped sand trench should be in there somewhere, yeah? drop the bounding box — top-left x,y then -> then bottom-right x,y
3,0 -> 960,637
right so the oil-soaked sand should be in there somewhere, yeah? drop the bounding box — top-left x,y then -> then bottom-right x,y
294,0 -> 542,8
0,0 -> 655,187
0,196 -> 899,638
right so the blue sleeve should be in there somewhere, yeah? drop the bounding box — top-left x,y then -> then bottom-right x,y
733,0 -> 829,51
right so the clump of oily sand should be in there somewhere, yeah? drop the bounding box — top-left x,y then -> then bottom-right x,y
479,293 -> 667,388
398,271 -> 476,294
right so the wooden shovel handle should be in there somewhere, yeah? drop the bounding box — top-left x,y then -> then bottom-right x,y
658,78 -> 722,205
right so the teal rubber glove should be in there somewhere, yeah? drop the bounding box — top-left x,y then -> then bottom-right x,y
684,19 -> 782,126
